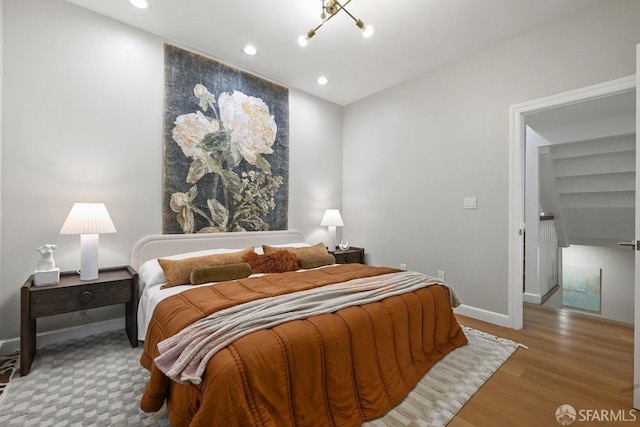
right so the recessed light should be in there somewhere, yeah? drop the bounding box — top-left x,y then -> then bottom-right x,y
317,76 -> 329,85
129,0 -> 149,9
242,45 -> 258,56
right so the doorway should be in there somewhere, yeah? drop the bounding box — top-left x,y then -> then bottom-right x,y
509,76 -> 639,411
508,75 -> 636,330
523,90 -> 636,324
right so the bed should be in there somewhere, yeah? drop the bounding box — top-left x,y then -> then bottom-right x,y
133,230 -> 468,426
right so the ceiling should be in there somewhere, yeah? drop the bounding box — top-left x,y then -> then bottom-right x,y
66,0 -> 601,106
526,91 -> 636,135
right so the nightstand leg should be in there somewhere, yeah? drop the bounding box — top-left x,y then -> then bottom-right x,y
126,270 -> 139,347
20,284 -> 34,375
125,300 -> 138,347
20,313 -> 36,376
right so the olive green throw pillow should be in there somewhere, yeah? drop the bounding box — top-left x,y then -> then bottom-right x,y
298,254 -> 336,269
189,263 -> 252,285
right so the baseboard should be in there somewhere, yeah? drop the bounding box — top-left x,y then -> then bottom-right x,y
540,285 -> 559,304
523,292 -> 542,304
0,317 -> 124,355
454,304 -> 512,328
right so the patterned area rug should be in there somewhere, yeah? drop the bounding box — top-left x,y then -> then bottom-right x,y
0,351 -> 19,397
0,327 -> 520,426
365,326 -> 521,426
0,332 -> 166,427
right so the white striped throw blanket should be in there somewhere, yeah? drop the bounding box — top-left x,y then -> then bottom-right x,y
154,270 -> 460,385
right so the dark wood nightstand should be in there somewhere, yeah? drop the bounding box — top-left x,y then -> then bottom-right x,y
331,247 -> 365,264
20,266 -> 138,376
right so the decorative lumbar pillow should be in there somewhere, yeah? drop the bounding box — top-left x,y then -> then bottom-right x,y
158,247 -> 254,288
298,254 -> 336,269
189,263 -> 252,285
262,242 -> 328,259
242,249 -> 300,274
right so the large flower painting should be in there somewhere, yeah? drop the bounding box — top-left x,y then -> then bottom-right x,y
163,45 -> 289,234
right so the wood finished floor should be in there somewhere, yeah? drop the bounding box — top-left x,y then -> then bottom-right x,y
450,304 -> 635,426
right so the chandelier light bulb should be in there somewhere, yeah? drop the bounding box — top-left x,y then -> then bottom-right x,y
362,25 -> 374,38
298,29 -> 316,47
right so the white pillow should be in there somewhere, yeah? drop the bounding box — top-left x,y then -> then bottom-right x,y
268,242 -> 311,247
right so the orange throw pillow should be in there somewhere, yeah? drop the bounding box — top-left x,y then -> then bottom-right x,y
158,248 -> 254,288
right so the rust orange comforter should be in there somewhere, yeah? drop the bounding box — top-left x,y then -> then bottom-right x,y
140,264 -> 468,426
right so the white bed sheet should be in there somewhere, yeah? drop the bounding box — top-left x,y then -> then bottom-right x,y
136,242 -> 317,341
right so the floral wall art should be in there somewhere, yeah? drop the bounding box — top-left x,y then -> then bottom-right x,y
163,44 -> 289,234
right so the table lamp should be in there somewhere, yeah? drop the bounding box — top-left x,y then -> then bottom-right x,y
320,209 -> 343,251
60,202 -> 116,280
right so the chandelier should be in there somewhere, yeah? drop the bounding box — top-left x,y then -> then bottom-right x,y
298,0 -> 373,46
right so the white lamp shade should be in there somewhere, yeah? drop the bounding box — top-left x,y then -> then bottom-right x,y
320,209 -> 344,227
60,203 -> 116,235
60,202 -> 116,280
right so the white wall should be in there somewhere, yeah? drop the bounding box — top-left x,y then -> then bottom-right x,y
0,0 -> 343,341
343,0 -> 640,320
562,245 -> 634,324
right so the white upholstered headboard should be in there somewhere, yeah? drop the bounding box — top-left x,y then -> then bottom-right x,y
130,230 -> 306,270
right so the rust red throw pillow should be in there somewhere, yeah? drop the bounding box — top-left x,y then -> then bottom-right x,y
242,250 -> 299,274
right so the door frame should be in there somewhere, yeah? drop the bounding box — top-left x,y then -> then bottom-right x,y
634,44 -> 639,409
507,75 -> 636,329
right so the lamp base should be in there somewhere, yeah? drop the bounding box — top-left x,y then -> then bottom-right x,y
327,226 -> 337,252
80,234 -> 99,280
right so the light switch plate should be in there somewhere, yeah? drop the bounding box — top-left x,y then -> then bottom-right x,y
464,197 -> 477,210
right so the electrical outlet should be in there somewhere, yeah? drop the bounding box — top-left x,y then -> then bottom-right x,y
400,263 -> 407,270
437,270 -> 445,280
79,310 -> 90,325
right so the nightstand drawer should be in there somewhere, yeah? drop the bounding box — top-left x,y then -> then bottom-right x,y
30,280 -> 131,318
332,247 -> 365,264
